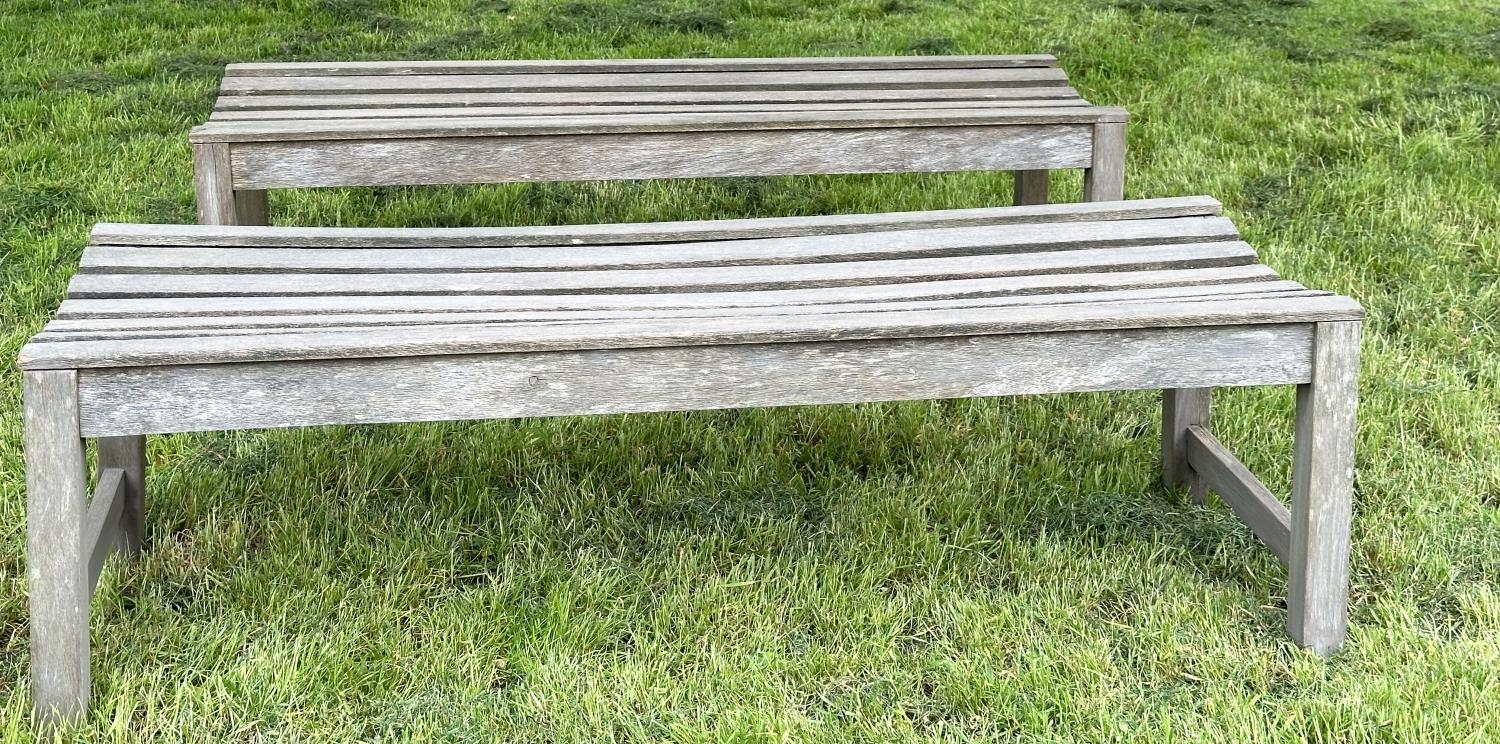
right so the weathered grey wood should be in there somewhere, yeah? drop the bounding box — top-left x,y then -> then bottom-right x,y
54,265 -> 1282,320
96,435 -> 145,554
74,324 -> 1317,437
1287,320 -> 1362,655
210,99 -> 1093,121
22,294 -> 1360,371
23,370 -> 90,722
84,468 -> 125,591
1163,388 -> 1212,503
192,107 -> 1126,143
77,217 -> 1243,273
1083,122 -> 1126,202
1013,170 -> 1048,206
192,143 -> 237,226
233,189 -> 270,226
35,283 -> 1318,338
225,55 -> 1059,77
1184,425 -> 1291,561
37,291 -> 1331,344
88,196 -> 1225,248
211,86 -> 1087,111
63,241 -> 1263,299
228,125 -> 1096,189
217,67 -> 1072,96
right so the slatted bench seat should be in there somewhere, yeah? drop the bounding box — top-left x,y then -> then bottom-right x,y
21,196 -> 1363,720
190,54 -> 1127,225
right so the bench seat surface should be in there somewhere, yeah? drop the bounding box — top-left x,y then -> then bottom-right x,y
18,197 -> 1361,371
191,55 -> 1126,143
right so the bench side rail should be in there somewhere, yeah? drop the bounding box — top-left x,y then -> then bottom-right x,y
77,324 -> 1313,438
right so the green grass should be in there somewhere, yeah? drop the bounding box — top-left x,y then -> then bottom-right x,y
1,0 -> 1499,740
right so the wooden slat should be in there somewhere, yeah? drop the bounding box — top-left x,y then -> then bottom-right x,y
20,294 -> 1363,370
227,125 -> 1097,188
84,468 -> 125,592
217,67 -> 1072,96
90,196 -> 1225,248
191,107 -> 1124,143
211,87 -> 1087,111
53,265 -> 1282,320
65,242 -> 1260,298
1184,426 -> 1291,562
37,293 -> 1331,343
73,324 -> 1315,438
78,217 -> 1242,274
208,99 -> 1094,121
224,55 -> 1059,77
33,284 -> 1321,339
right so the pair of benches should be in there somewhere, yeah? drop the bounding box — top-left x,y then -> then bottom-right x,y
21,55 -> 1362,722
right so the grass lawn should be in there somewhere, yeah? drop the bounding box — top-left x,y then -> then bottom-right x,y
2,0 -> 1498,740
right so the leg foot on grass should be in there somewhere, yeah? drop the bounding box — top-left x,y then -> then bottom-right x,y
1287,321 -> 1361,655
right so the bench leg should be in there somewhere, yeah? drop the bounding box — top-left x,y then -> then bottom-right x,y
98,436 -> 146,554
1013,170 -> 1049,206
1162,388 -> 1212,504
1082,121 -> 1126,202
233,190 -> 270,226
193,143 -> 269,225
24,371 -> 92,723
1287,321 -> 1361,655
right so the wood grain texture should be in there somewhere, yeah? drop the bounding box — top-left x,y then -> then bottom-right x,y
54,265 -> 1284,320
26,205 -> 1365,371
233,189 -> 270,226
192,143 -> 236,226
88,196 -> 1225,248
217,67 -> 1072,95
224,55 -> 1060,77
23,370 -> 90,722
226,125 -> 1097,188
74,324 -> 1316,437
77,217 -> 1243,273
35,283 -> 1318,338
62,241 -> 1261,298
1288,320 -> 1362,655
1013,170 -> 1049,206
1083,121 -> 1126,202
84,468 -> 125,592
211,86 -> 1087,112
1185,425 -> 1291,561
96,436 -> 145,554
23,294 -> 1361,371
191,107 -> 1128,143
1163,387 -> 1212,503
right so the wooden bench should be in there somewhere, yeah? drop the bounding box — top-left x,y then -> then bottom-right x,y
22,196 -> 1363,720
190,55 -> 1127,225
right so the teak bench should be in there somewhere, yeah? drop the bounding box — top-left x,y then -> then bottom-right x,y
22,196 -> 1363,721
189,54 -> 1127,225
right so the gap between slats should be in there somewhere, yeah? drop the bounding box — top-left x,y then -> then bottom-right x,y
208,100 -> 1094,121
65,242 -> 1262,298
35,283 -> 1322,340
17,294 -> 1368,371
55,265 -> 1282,319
